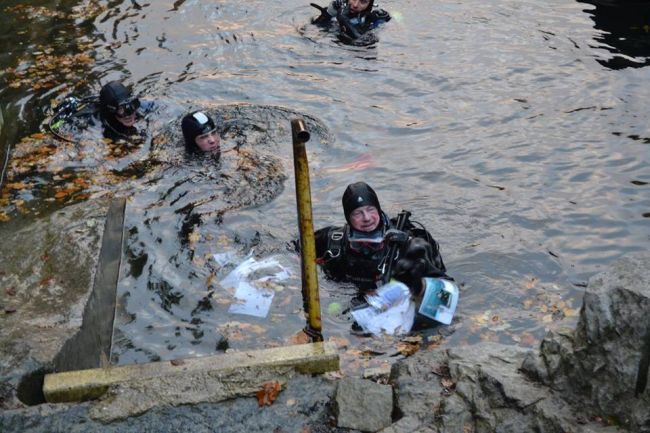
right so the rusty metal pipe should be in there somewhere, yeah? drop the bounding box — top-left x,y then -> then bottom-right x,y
291,119 -> 322,342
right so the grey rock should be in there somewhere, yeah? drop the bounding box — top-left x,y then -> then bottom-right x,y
377,416 -> 421,433
523,252 -> 650,432
0,199 -> 108,409
336,377 -> 393,432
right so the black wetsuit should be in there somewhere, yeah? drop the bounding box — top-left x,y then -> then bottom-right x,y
50,98 -> 154,142
314,213 -> 447,293
312,1 -> 391,38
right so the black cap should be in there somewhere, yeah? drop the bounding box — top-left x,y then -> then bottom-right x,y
99,81 -> 137,115
181,111 -> 216,151
342,182 -> 382,225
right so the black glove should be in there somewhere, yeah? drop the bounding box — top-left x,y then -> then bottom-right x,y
336,5 -> 363,40
384,228 -> 408,244
393,238 -> 443,296
311,3 -> 332,25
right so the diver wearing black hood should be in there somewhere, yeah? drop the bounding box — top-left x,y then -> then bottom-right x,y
181,111 -> 221,157
314,182 -> 448,293
311,0 -> 390,39
48,80 -> 154,143
98,81 -> 153,141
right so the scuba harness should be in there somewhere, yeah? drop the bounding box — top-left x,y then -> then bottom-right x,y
48,92 -> 146,143
381,210 -> 410,284
320,210 -> 414,286
48,95 -> 99,143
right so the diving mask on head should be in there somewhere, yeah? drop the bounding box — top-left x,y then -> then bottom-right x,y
114,97 -> 140,118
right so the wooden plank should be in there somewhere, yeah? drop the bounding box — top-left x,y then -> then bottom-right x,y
44,342 -> 339,404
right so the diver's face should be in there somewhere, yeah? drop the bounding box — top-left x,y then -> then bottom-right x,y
348,0 -> 371,13
116,112 -> 136,127
195,129 -> 220,153
349,205 -> 380,232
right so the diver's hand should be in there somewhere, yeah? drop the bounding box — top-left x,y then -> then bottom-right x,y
311,2 -> 332,25
393,238 -> 443,295
384,228 -> 408,245
327,0 -> 344,14
336,5 -> 363,39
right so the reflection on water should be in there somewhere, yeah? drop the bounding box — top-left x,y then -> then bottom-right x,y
110,105 -> 331,364
0,0 -> 649,372
579,0 -> 650,69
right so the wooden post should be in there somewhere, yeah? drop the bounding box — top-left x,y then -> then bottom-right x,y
291,119 -> 323,342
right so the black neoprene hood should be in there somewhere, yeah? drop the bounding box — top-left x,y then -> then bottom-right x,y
341,182 -> 383,224
181,111 -> 216,151
99,81 -> 132,114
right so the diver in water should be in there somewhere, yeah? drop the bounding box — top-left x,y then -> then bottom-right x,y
314,182 -> 449,295
98,81 -> 154,142
311,0 -> 390,40
48,80 -> 154,143
181,111 -> 221,158
313,182 -> 458,328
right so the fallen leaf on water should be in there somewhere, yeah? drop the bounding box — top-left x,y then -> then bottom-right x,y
288,330 -> 311,345
425,335 -> 444,350
518,332 -> 537,347
564,308 -> 578,317
238,323 -> 267,334
396,341 -> 420,357
256,381 -> 282,407
5,182 -> 27,190
188,230 -> 200,244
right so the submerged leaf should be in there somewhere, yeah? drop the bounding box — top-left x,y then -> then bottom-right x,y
288,330 -> 310,345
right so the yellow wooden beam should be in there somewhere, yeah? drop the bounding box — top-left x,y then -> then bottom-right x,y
44,342 -> 339,404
